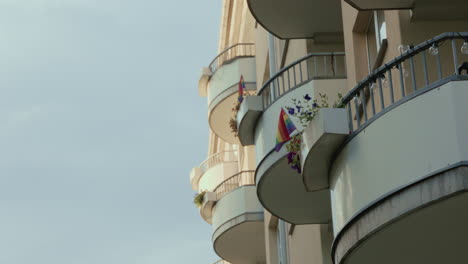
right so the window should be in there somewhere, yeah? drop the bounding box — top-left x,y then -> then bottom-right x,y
366,11 -> 387,72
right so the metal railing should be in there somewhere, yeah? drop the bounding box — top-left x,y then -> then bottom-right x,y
208,43 -> 255,73
213,170 -> 256,200
199,151 -> 238,174
342,32 -> 468,134
258,52 -> 347,109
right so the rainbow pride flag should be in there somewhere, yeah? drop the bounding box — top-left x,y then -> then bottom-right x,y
275,108 -> 297,152
238,75 -> 245,102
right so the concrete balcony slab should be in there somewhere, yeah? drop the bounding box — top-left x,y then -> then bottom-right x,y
300,108 -> 349,191
212,186 -> 265,264
237,96 -> 263,146
247,0 -> 343,39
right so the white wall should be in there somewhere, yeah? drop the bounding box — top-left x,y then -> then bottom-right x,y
254,79 -> 347,165
208,57 -> 256,105
212,186 -> 263,231
330,80 -> 468,235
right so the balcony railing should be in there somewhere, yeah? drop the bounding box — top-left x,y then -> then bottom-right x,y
199,151 -> 238,174
209,43 -> 255,73
213,170 -> 256,200
342,32 -> 468,135
258,52 -> 347,109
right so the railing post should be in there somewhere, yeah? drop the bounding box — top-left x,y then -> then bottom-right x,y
370,82 -> 376,115
388,69 -> 395,104
347,103 -> 353,133
354,97 -> 361,128
421,51 -> 430,85
378,77 -> 385,110
361,87 -> 368,121
452,39 -> 459,75
398,63 -> 406,97
409,56 -> 417,92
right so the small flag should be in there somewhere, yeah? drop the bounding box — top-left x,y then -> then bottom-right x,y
275,108 -> 297,152
238,75 -> 245,102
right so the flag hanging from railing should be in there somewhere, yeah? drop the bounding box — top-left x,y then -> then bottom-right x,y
238,75 -> 245,102
275,108 -> 297,152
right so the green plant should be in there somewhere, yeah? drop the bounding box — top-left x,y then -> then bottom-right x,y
229,90 -> 250,136
285,134 -> 302,173
229,117 -> 238,135
193,191 -> 207,208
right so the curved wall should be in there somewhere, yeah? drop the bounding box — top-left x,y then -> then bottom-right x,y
212,186 -> 263,230
255,79 -> 347,165
207,57 -> 256,106
198,162 -> 239,192
330,80 -> 468,235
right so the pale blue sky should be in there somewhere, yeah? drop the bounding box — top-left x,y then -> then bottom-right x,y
0,0 -> 221,263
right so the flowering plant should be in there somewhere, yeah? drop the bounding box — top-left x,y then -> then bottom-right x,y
285,93 -> 343,127
284,93 -> 344,173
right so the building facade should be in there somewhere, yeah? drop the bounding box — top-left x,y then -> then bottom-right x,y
192,0 -> 468,263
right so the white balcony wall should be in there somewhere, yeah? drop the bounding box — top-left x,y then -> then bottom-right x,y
208,57 -> 257,144
330,80 -> 468,236
207,57 -> 256,106
212,186 -> 263,230
198,162 -> 240,192
255,79 -> 347,164
211,186 -> 266,264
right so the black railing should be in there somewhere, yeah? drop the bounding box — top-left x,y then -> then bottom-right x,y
257,52 -> 347,109
208,43 -> 255,73
343,32 -> 468,134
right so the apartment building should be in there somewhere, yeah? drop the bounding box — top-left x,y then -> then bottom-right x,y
192,0 -> 468,263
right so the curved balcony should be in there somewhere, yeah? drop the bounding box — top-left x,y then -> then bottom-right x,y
254,52 -> 347,224
212,181 -> 265,264
193,151 -> 239,223
200,43 -> 257,144
330,32 -> 468,264
192,151 -> 239,191
345,0 -> 467,20
247,0 -> 343,39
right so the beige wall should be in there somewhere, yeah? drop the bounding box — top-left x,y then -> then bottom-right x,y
218,0 -> 256,52
255,25 -> 270,90
282,40 -> 308,67
263,210 -> 334,264
287,224 -> 333,264
264,211 -> 279,264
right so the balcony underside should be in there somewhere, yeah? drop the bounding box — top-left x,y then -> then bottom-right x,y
213,216 -> 265,264
345,0 -> 468,21
207,57 -> 256,144
256,149 -> 331,224
301,108 -> 349,191
333,167 -> 468,264
209,91 -> 242,144
253,79 -> 346,224
247,0 -> 343,39
237,96 -> 263,146
212,186 -> 265,264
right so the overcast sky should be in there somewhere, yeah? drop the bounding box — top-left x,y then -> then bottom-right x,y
0,0 -> 220,263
